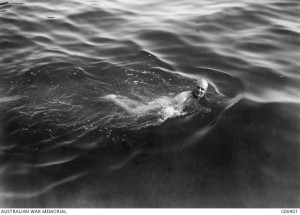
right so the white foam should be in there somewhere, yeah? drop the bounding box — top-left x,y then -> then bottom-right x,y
102,94 -> 184,128
161,106 -> 182,120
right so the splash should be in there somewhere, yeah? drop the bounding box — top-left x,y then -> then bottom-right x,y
102,94 -> 185,129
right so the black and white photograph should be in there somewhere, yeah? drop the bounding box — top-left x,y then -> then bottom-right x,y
0,0 -> 299,210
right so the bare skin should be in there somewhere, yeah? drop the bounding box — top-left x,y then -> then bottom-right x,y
172,78 -> 209,111
103,78 -> 210,114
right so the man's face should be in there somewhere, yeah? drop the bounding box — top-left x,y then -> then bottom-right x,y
194,79 -> 208,98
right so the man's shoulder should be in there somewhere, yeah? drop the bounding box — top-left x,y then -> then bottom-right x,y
176,91 -> 191,97
174,91 -> 192,104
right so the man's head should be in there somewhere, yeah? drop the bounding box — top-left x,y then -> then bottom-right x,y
193,78 -> 208,98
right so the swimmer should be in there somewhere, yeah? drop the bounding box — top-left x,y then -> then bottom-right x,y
103,78 -> 211,115
172,78 -> 211,113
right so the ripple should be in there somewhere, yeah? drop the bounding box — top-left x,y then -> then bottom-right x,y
244,88 -> 300,104
0,95 -> 22,103
1,172 -> 86,199
0,1 -> 8,6
0,35 -> 35,50
35,155 -> 79,167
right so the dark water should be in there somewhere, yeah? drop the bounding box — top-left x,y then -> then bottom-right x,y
0,0 -> 300,208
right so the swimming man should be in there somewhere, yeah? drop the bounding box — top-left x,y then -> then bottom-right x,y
172,78 -> 211,113
104,78 -> 211,115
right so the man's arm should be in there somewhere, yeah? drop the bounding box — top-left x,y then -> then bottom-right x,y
173,91 -> 191,106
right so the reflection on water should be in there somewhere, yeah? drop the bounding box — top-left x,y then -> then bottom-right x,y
0,0 -> 300,208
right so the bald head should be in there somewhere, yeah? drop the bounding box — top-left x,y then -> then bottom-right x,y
194,78 -> 208,98
196,79 -> 208,91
